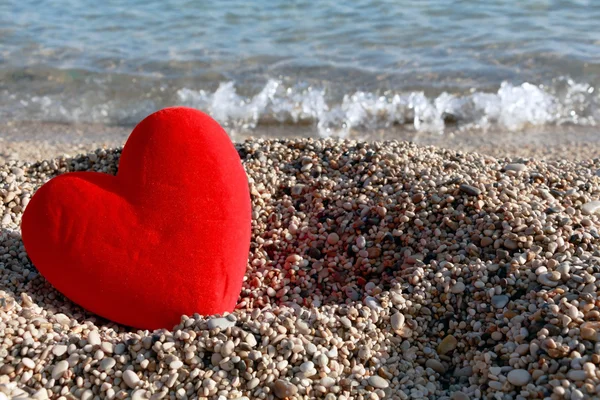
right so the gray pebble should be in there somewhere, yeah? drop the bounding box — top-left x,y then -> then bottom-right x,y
504,163 -> 527,172
491,295 -> 509,308
452,392 -> 470,400
507,369 -> 531,386
114,343 -> 127,355
567,370 -> 587,381
296,319 -> 311,335
368,375 -> 389,389
100,357 -> 116,371
450,282 -> 466,294
426,359 -> 446,374
459,184 -> 481,196
364,296 -> 383,311
247,377 -> 260,390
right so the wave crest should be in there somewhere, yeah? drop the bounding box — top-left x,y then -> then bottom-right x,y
3,77 -> 596,137
177,78 -> 597,136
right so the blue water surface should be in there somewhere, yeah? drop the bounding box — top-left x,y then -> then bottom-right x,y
0,0 -> 598,133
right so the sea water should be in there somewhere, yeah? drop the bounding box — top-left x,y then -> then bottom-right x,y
0,0 -> 599,137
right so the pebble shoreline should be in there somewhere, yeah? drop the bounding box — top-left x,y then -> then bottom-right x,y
1,138 -> 600,399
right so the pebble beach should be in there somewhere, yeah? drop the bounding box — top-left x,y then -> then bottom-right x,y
1,137 -> 600,400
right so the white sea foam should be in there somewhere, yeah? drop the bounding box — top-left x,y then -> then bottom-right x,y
176,78 -> 597,137
3,77 -> 596,137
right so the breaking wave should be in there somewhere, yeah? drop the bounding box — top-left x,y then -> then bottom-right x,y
3,77 -> 597,137
177,78 -> 598,136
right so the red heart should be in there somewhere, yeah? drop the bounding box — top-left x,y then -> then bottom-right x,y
21,107 -> 251,330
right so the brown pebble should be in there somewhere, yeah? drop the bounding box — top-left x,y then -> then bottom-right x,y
273,379 -> 298,399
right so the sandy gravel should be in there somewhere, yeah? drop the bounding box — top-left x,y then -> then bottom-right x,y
1,137 -> 600,399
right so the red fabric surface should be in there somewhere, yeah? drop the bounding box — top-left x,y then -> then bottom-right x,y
21,107 -> 252,330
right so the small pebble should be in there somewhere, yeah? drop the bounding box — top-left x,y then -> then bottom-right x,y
507,369 -> 531,386
491,295 -> 509,308
437,335 -> 458,355
450,282 -> 466,294
459,184 -> 481,196
207,317 -> 236,331
426,359 -> 446,374
327,232 -> 340,245
123,370 -> 140,388
504,163 -> 527,172
452,392 -> 470,400
368,375 -> 389,389
582,201 -> 600,215
51,360 -> 69,380
391,312 -> 405,330
100,357 -> 116,371
567,370 -> 587,381
87,330 -> 101,346
0,139 -> 599,400
272,379 -> 298,399
52,345 -> 68,357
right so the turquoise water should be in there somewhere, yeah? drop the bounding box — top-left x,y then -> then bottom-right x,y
1,0 -> 599,136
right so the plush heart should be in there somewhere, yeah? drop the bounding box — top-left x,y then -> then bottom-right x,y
21,107 -> 251,330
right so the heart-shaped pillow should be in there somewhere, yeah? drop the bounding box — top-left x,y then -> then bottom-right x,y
21,107 -> 252,330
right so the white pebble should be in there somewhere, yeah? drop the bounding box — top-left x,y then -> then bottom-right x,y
368,375 -> 389,389
364,296 -> 383,311
507,369 -> 531,386
207,317 -> 236,330
21,358 -> 35,369
567,370 -> 587,381
391,312 -> 405,330
87,330 -> 101,346
51,360 -> 69,380
123,370 -> 140,388
52,345 -> 68,357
